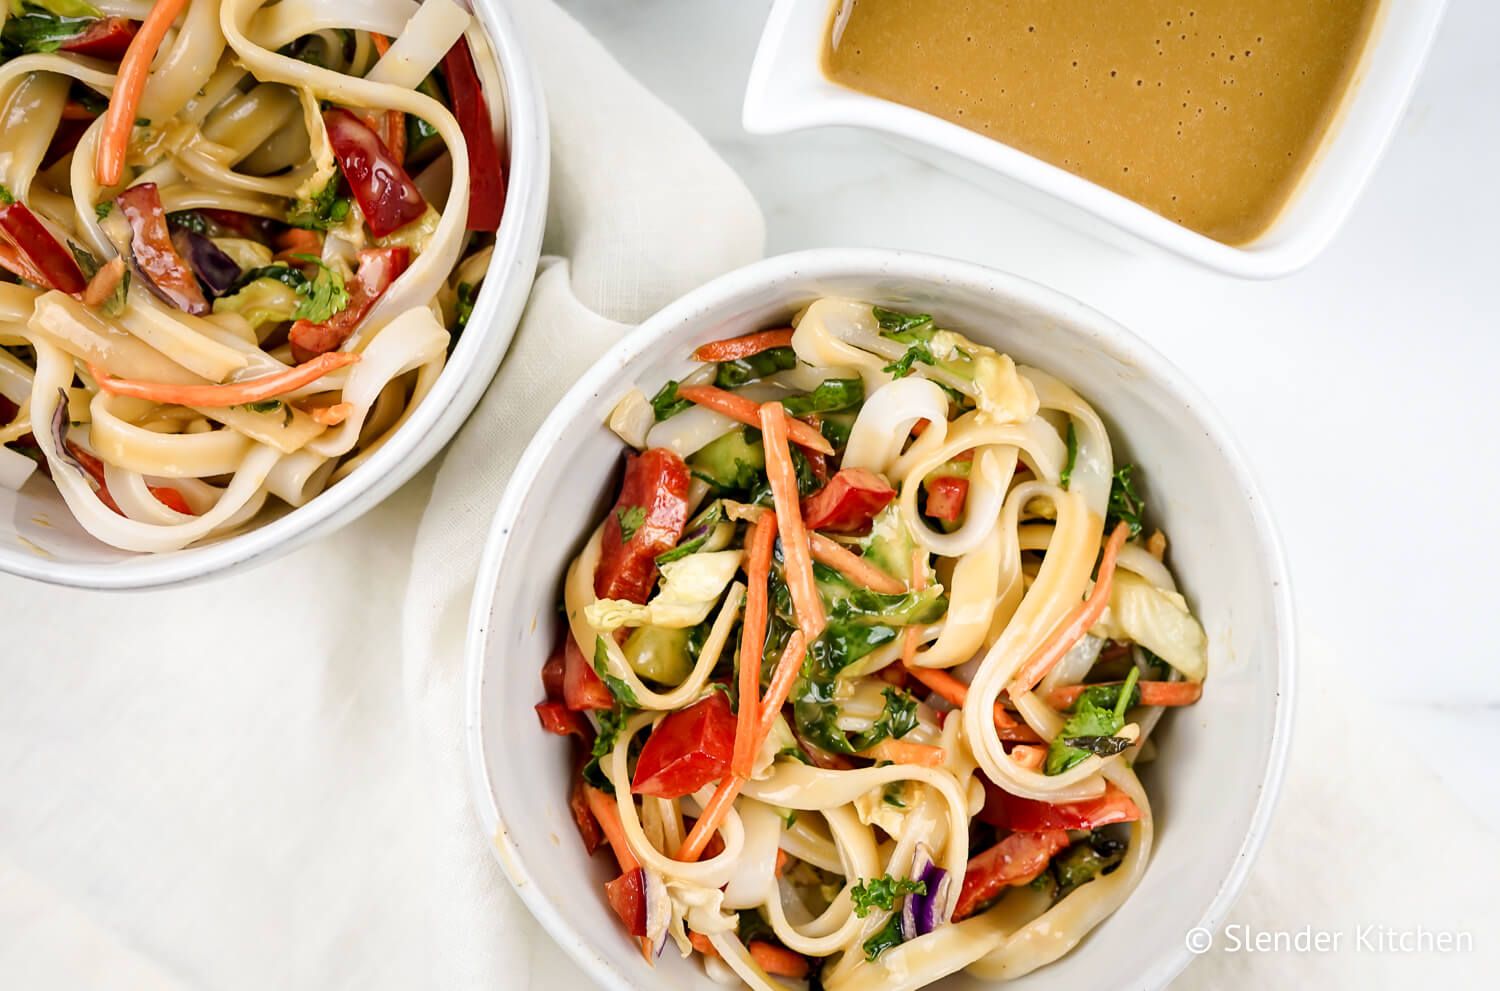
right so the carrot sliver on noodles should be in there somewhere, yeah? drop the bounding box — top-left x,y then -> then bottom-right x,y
732,511 -> 778,778
1047,679 -> 1203,710
902,662 -> 1040,743
676,385 -> 833,456
758,401 -> 826,640
807,532 -> 904,594
755,631 -> 808,744
1008,521 -> 1130,697
862,738 -> 946,767
96,0 -> 190,187
690,328 -> 794,363
90,352 -> 359,408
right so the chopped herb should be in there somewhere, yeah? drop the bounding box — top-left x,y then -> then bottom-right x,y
286,176 -> 352,231
649,380 -> 692,421
872,305 -> 933,335
1070,679 -> 1143,714
581,704 -> 630,792
452,281 -> 478,334
0,184 -> 13,205
1046,667 -> 1139,775
134,117 -> 150,127
714,346 -> 796,389
94,200 -> 114,221
781,378 -> 864,416
882,782 -> 907,808
224,263 -> 306,297
237,400 -> 283,414
851,874 -> 927,917
593,636 -> 640,707
656,502 -> 723,566
862,914 -> 905,961
1106,464 -> 1145,537
66,243 -> 127,317
1053,833 -> 1128,897
288,254 -> 349,323
615,505 -> 646,543
1060,421 -> 1078,490
778,744 -> 813,765
883,340 -> 935,378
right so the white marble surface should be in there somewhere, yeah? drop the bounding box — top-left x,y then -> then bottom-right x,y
558,0 -> 1500,826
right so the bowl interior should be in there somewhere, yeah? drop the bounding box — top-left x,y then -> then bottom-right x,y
472,253 -> 1292,990
0,2 -> 546,588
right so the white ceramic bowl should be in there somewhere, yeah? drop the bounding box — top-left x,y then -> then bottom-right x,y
0,0 -> 548,590
467,249 -> 1296,990
743,0 -> 1446,278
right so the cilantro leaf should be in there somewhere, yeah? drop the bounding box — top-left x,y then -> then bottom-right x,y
1046,667 -> 1139,775
94,200 -> 114,221
592,637 -> 640,707
1060,421 -> 1078,489
615,505 -> 646,543
781,378 -> 864,416
862,914 -> 905,961
1106,464 -> 1145,537
883,340 -> 935,378
288,254 -> 349,323
649,380 -> 692,421
581,704 -> 630,793
286,176 -> 352,231
872,305 -> 933,335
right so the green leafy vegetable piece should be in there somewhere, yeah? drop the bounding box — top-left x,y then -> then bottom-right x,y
1,12 -> 92,55
1060,421 -> 1078,490
850,874 -> 927,918
1070,679 -> 1143,714
872,305 -> 933,335
882,782 -> 907,808
581,704 -> 630,793
0,184 -> 13,205
1052,833 -> 1128,897
656,502 -> 724,566
615,505 -> 646,543
819,412 -> 854,451
862,915 -> 905,961
235,399 -> 293,425
1045,667 -> 1138,775
781,378 -> 864,416
1106,464 -> 1145,537
649,380 -> 692,421
689,427 -> 765,492
288,254 -> 349,323
883,340 -> 935,378
94,200 -> 115,222
452,281 -> 478,334
714,346 -> 796,389
593,636 -> 640,707
286,176 -> 352,231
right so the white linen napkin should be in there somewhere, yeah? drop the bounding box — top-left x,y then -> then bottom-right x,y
0,3 -> 1490,990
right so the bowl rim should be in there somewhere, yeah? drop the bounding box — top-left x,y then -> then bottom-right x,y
464,247 -> 1298,990
741,0 -> 1447,279
0,0 -> 550,591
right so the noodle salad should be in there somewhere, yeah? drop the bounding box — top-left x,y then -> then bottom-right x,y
0,0 -> 506,551
535,298 -> 1209,990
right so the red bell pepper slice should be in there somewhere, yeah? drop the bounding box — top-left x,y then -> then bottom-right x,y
631,692 -> 737,799
954,829 -> 1071,920
440,36 -> 505,232
116,183 -> 209,315
65,440 -> 196,517
562,634 -> 615,712
0,201 -> 87,294
925,476 -> 968,522
569,778 -> 606,856
978,779 -> 1142,833
800,467 -> 896,533
594,448 -> 690,603
604,868 -> 648,937
288,246 -> 409,363
322,107 -> 428,237
541,644 -> 567,701
534,700 -> 592,738
59,17 -> 140,60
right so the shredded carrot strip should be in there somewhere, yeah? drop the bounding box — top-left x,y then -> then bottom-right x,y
775,848 -> 791,877
676,776 -> 745,863
759,402 -> 826,639
808,532 -> 903,594
732,511 -> 778,777
306,401 -> 354,426
1047,679 -> 1203,710
689,932 -> 719,959
1009,744 -> 1047,770
676,385 -> 833,456
754,631 -> 808,745
95,0 -> 189,187
1008,522 -> 1130,697
583,785 -> 640,872
748,941 -> 811,979
863,739 -> 946,767
902,662 -> 1040,743
691,328 -> 794,363
370,33 -> 393,56
90,352 -> 358,407
901,545 -> 926,665
81,257 -> 125,307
